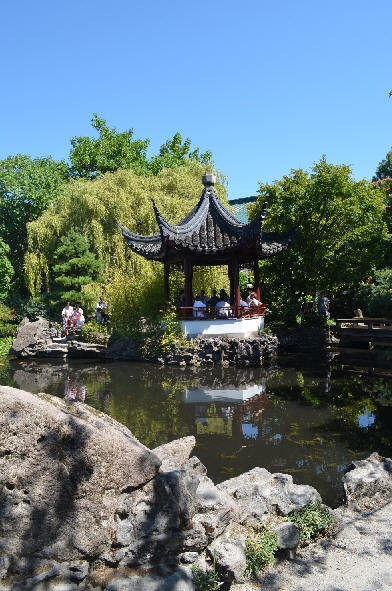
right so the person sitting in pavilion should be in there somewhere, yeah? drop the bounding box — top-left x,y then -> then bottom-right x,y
197,290 -> 209,304
249,292 -> 261,312
208,289 -> 219,312
215,296 -> 231,318
193,297 -> 207,318
219,289 -> 230,303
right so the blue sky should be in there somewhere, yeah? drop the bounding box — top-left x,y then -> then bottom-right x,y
1,0 -> 391,199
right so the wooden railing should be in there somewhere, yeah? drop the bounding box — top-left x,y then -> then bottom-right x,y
178,304 -> 267,320
336,317 -> 391,331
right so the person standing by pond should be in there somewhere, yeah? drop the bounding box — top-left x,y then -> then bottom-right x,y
96,296 -> 108,323
62,302 -> 73,336
318,292 -> 330,319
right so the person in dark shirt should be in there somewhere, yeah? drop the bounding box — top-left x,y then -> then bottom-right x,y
209,289 -> 219,310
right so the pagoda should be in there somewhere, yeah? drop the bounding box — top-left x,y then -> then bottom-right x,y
118,173 -> 297,327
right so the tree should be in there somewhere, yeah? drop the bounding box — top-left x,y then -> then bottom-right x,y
69,114 -> 212,178
69,114 -> 150,178
0,154 -> 68,280
0,239 -> 14,302
52,229 -> 104,308
373,149 -> 392,181
248,157 -> 388,320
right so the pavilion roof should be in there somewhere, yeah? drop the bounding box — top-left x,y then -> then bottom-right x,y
118,174 -> 297,265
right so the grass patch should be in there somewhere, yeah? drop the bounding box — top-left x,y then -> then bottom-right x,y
245,528 -> 278,575
192,548 -> 223,590
287,502 -> 334,542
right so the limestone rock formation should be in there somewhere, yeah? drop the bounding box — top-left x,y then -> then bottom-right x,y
10,317 -> 59,358
343,452 -> 392,509
0,386 -> 161,583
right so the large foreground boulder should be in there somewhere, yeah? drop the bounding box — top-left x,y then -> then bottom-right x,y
0,386 -> 161,582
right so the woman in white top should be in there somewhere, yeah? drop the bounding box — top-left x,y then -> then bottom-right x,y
193,299 -> 206,318
62,302 -> 73,335
73,304 -> 85,327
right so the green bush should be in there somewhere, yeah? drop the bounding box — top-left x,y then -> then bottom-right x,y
245,529 -> 278,574
0,323 -> 17,338
287,502 -> 334,542
0,303 -> 16,324
0,337 -> 13,357
81,321 -> 110,345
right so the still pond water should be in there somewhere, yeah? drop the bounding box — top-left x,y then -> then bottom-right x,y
1,348 -> 392,507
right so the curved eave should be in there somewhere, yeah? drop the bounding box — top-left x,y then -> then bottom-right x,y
258,226 -> 298,258
117,220 -> 163,260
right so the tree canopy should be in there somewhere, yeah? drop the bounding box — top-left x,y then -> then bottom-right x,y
0,239 -> 14,302
373,148 -> 392,181
69,114 -> 212,178
248,156 -> 388,319
0,154 -> 68,279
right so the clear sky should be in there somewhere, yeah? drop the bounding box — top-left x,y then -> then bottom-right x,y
1,0 -> 391,199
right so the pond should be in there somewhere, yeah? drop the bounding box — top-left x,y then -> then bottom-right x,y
1,347 -> 392,507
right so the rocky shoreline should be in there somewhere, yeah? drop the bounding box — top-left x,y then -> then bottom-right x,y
9,317 -> 332,367
1,386 -> 391,590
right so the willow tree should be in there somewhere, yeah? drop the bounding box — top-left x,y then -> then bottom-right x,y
26,161 -> 229,327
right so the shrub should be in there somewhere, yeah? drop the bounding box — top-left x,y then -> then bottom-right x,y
81,321 -> 110,345
287,502 -> 334,542
8,295 -> 50,322
0,323 -> 17,338
245,529 -> 278,574
0,337 -> 13,357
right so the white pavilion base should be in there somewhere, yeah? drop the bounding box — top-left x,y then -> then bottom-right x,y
180,316 -> 265,338
185,383 -> 266,403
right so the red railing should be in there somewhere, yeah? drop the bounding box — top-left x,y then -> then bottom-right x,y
178,304 -> 267,320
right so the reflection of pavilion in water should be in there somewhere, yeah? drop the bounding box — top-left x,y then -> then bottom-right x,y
185,383 -> 269,440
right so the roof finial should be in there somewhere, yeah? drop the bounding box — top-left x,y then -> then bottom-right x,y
202,173 -> 216,187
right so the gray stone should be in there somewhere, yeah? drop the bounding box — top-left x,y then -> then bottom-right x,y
51,584 -> 80,591
10,317 -> 57,358
0,386 -> 160,569
218,467 -> 320,527
276,522 -> 300,549
153,436 -> 196,472
343,452 -> 392,508
179,552 -> 199,564
106,566 -> 194,590
207,537 -> 246,583
0,555 -> 9,579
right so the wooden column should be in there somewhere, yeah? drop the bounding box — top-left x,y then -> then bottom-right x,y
184,257 -> 193,308
254,260 -> 261,301
232,257 -> 241,317
163,262 -> 170,304
228,263 -> 234,304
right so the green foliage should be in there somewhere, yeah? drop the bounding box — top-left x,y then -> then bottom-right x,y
7,295 -> 50,322
81,321 -> 110,345
69,114 -> 150,178
0,239 -> 14,302
0,324 -> 17,338
0,154 -> 68,278
358,268 -> 392,317
192,549 -> 223,591
27,161 -> 229,331
160,303 -> 188,352
69,114 -> 212,179
287,502 -> 334,542
0,303 -> 16,324
249,157 -> 388,321
0,337 -> 13,357
245,529 -> 278,574
374,148 -> 392,181
52,229 -> 104,309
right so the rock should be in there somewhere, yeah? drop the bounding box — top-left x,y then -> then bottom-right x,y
68,341 -> 106,359
218,467 -> 321,527
0,555 -> 9,579
343,452 -> 392,508
0,386 -> 160,577
10,317 -> 58,358
207,537 -> 246,584
106,566 -> 194,591
276,522 -> 300,549
153,437 -> 196,472
179,552 -> 199,564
